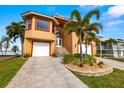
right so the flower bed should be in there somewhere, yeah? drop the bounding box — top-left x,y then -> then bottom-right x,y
63,54 -> 113,76
65,63 -> 113,76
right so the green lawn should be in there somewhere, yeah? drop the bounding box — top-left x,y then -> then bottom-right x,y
0,57 -> 27,87
73,68 -> 124,88
109,58 -> 124,62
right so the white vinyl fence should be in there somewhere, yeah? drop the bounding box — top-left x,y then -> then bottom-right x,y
0,51 -> 22,56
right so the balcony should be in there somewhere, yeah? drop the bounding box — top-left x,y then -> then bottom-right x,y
25,30 -> 56,41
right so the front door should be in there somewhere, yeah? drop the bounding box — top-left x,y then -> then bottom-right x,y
56,38 -> 62,47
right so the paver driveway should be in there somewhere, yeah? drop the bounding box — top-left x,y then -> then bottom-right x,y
6,57 -> 87,88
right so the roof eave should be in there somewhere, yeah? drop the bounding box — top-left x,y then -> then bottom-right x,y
21,11 -> 59,25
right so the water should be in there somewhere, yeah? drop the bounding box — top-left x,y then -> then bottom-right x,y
0,51 -> 22,56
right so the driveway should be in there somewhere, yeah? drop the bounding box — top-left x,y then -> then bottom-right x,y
96,57 -> 124,70
6,57 -> 87,88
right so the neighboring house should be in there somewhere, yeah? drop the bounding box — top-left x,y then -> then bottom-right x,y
22,11 -> 96,57
97,36 -> 124,57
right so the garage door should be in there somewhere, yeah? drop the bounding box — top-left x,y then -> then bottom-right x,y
78,44 -> 92,55
32,42 -> 50,57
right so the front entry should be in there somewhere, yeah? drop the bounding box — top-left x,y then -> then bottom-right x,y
56,38 -> 62,47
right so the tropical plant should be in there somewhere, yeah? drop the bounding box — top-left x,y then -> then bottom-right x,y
63,9 -> 102,61
105,38 -> 117,56
0,36 -> 6,55
11,45 -> 19,54
81,9 -> 102,57
63,54 -> 82,66
83,54 -> 96,66
63,10 -> 86,62
6,21 -> 25,56
2,36 -> 13,54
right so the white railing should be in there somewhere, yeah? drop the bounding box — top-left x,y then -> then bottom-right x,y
0,51 -> 22,56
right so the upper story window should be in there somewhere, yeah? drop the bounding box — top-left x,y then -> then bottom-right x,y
36,20 -> 48,31
26,19 -> 31,30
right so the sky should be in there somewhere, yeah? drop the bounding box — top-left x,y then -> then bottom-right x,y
0,5 -> 124,50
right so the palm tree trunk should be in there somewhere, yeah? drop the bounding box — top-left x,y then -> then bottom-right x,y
19,31 -> 24,56
20,39 -> 24,56
0,47 -> 3,55
79,32 -> 83,62
85,35 -> 88,58
5,47 -> 7,55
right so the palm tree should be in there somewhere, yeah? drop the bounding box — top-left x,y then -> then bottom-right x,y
63,10 -> 85,61
63,9 -> 102,61
78,9 -> 102,57
105,38 -> 117,57
84,26 -> 102,57
2,36 -> 13,54
6,21 -> 25,56
0,36 -> 6,55
11,45 -> 19,54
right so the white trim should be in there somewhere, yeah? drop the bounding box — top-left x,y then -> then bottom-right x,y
22,11 -> 59,25
53,15 -> 68,21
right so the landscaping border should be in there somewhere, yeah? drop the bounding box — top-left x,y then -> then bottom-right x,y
65,65 -> 113,77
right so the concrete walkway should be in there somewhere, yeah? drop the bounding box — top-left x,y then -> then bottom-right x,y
6,57 -> 87,88
96,57 -> 124,70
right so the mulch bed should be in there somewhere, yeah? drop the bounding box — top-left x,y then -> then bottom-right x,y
65,63 -> 113,76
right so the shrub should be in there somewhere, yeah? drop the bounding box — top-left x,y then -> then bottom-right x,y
63,54 -> 96,66
96,53 -> 100,57
73,58 -> 81,66
63,54 -> 81,64
83,54 -> 96,66
23,53 -> 31,58
63,54 -> 74,64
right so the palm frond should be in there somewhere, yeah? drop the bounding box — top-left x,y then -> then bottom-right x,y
62,20 -> 80,35
71,10 -> 81,22
89,22 -> 103,34
84,9 -> 101,20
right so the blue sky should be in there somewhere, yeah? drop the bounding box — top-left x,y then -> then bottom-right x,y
0,5 -> 124,50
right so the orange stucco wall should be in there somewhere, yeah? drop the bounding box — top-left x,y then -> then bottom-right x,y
64,31 -> 96,55
63,33 -> 73,53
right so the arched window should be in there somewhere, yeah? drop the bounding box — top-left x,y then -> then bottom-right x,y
56,32 -> 63,37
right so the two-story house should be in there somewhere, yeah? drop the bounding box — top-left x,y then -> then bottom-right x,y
22,11 -> 96,57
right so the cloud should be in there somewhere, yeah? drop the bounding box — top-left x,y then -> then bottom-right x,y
106,5 -> 124,18
79,5 -> 104,9
107,20 -> 124,26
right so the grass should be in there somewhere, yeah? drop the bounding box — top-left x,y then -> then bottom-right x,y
0,57 -> 27,87
109,58 -> 124,62
73,68 -> 124,88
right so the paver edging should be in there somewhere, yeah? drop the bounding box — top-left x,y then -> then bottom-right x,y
65,64 -> 113,77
